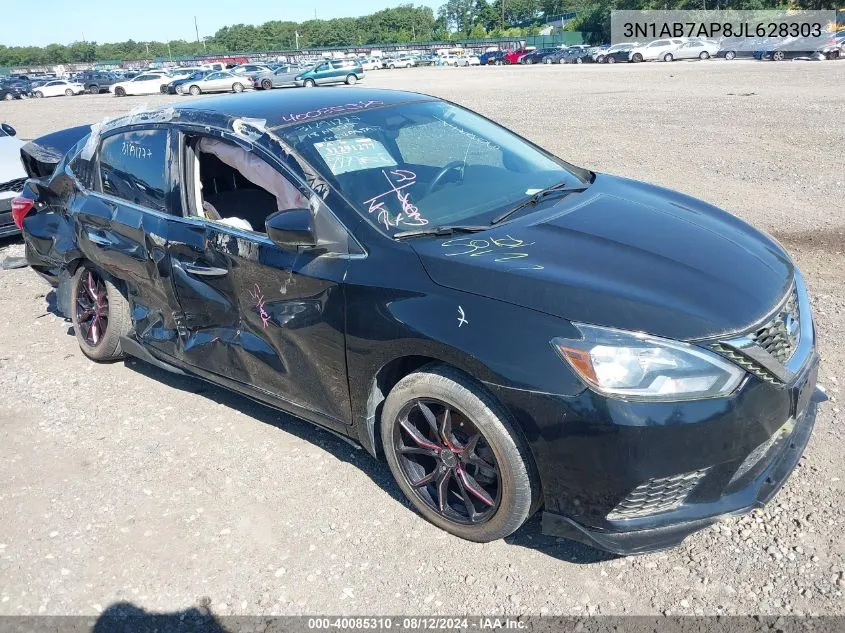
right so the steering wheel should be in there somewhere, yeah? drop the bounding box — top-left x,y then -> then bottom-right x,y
425,161 -> 465,196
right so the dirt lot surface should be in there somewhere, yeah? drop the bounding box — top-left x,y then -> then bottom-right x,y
1,61 -> 844,617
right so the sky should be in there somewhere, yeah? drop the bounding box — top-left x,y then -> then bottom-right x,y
7,0 -> 445,47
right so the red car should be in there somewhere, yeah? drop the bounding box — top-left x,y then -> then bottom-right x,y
504,48 -> 533,65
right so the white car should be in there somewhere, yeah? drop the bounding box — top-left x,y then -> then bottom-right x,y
178,71 -> 253,95
0,123 -> 27,237
110,73 -> 170,96
456,55 -> 481,67
385,57 -> 414,69
362,58 -> 383,71
439,54 -> 460,66
31,80 -> 85,98
673,39 -> 720,60
629,39 -> 685,62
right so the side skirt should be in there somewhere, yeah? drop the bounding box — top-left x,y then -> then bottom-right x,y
119,336 -> 360,447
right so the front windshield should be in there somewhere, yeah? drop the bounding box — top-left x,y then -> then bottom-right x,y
279,100 -> 589,236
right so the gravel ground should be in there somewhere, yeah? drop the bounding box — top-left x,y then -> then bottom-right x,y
0,60 -> 843,617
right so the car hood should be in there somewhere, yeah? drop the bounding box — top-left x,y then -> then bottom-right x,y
410,173 -> 794,341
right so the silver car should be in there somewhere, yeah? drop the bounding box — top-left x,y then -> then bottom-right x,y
178,71 -> 252,96
253,65 -> 303,90
673,40 -> 720,60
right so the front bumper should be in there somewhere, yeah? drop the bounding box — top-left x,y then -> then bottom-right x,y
488,350 -> 821,555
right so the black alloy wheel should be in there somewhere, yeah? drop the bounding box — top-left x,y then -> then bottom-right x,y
75,268 -> 109,348
393,398 -> 501,525
381,366 -> 538,542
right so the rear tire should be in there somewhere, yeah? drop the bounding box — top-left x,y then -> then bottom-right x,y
71,265 -> 131,362
88,85 -> 99,94
699,51 -> 710,60
773,51 -> 785,61
607,56 -> 616,64
381,365 -> 539,543
663,53 -> 674,62
232,82 -> 244,93
725,51 -> 736,60
345,74 -> 357,85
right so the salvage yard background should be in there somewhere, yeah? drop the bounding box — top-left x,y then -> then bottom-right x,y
0,61 -> 843,616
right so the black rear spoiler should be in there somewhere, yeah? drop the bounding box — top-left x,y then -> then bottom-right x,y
20,124 -> 92,179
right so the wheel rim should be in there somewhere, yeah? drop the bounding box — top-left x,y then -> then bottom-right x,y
393,398 -> 501,525
66,89 -> 73,96
233,83 -> 243,92
262,80 -> 271,89
76,269 -> 109,347
726,52 -> 735,60
35,92 -> 42,98
190,86 -> 200,95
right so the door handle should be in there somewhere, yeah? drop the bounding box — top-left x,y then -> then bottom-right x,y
177,261 -> 229,277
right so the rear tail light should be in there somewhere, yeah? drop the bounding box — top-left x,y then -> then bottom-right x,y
11,197 -> 35,229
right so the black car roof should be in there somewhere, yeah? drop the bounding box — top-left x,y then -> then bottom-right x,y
172,88 -> 434,130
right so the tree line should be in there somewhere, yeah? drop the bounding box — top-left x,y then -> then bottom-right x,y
1,1 -> 840,67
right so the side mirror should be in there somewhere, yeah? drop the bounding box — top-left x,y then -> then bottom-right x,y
265,209 -> 317,250
1,123 -> 16,137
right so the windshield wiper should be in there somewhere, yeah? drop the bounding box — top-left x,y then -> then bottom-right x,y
393,225 -> 488,240
491,182 -> 589,226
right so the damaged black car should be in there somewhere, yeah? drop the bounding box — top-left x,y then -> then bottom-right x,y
14,88 -> 823,554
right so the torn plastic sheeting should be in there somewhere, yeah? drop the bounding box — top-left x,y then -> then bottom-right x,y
80,104 -> 177,160
231,117 -> 268,142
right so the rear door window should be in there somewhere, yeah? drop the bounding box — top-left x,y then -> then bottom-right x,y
98,129 -> 170,211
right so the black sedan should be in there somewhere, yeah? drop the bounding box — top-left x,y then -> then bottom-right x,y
0,81 -> 30,100
14,88 -> 823,554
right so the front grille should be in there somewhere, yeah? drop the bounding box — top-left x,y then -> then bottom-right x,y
0,177 -> 26,193
607,469 -> 708,520
752,287 -> 800,364
710,343 -> 779,384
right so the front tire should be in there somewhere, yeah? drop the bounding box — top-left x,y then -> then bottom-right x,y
303,79 -> 316,87
632,53 -> 643,63
65,88 -> 74,96
773,51 -> 785,61
381,365 -> 538,543
725,51 -> 736,60
699,51 -> 710,60
34,91 -> 43,98
261,79 -> 272,90
71,265 -> 131,362
663,53 -> 674,62
189,85 -> 201,95
114,87 -> 126,97
607,56 -> 616,64
88,85 -> 99,94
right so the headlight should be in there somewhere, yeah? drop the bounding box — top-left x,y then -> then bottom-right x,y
552,323 -> 744,401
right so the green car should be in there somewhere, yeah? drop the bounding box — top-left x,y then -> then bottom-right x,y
294,60 -> 365,88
